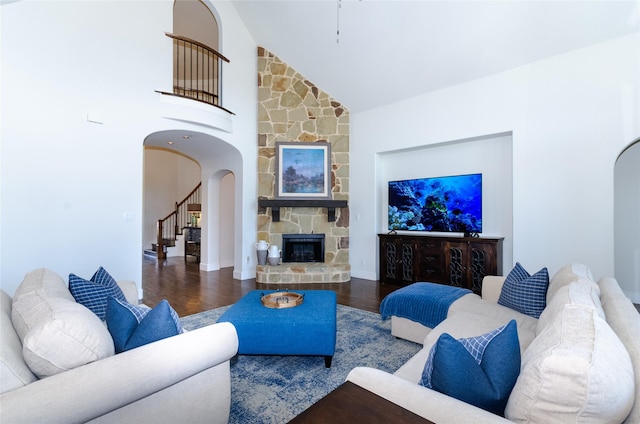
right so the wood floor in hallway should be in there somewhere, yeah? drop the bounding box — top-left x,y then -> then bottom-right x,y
141,255 -> 402,317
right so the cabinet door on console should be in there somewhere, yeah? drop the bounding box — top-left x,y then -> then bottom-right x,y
445,241 -> 469,290
445,240 -> 501,294
379,235 -> 418,285
468,240 -> 501,293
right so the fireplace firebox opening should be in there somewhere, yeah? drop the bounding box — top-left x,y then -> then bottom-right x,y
282,234 -> 325,263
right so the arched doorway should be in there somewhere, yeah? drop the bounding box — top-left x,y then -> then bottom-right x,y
143,130 -> 241,274
142,146 -> 202,258
614,139 -> 640,303
173,0 -> 219,50
219,171 -> 236,267
202,169 -> 236,270
171,0 -> 225,107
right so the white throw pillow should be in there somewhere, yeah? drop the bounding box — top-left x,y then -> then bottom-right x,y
546,263 -> 595,303
537,279 -> 604,335
0,290 -> 37,393
11,268 -> 114,378
11,268 -> 75,339
505,304 -> 634,423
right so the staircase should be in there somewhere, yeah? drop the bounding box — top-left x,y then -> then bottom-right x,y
144,238 -> 176,257
149,183 -> 201,259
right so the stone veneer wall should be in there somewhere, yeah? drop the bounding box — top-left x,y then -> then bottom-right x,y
257,47 -> 350,283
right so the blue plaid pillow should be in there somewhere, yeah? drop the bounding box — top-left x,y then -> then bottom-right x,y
91,266 -> 119,287
498,262 -> 549,318
69,267 -> 127,320
105,298 -> 182,353
420,320 -> 520,415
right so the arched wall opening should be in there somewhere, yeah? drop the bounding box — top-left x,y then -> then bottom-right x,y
142,129 -> 242,278
202,170 -> 236,270
171,0 -> 223,106
614,139 -> 640,303
142,146 -> 202,256
173,0 -> 219,50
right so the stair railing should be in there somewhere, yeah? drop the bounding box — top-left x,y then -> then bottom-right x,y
156,183 -> 202,259
155,33 -> 234,115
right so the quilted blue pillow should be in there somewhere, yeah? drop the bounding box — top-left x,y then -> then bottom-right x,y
105,297 -> 182,353
420,320 -> 520,416
69,267 -> 127,320
105,297 -> 151,352
498,262 -> 549,318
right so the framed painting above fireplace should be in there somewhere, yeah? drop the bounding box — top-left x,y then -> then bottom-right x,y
275,142 -> 331,200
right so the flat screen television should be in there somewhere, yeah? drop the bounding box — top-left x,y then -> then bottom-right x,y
388,173 -> 482,233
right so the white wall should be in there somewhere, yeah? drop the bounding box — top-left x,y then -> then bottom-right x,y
208,0 -> 259,280
614,141 -> 640,302
350,34 -> 640,293
0,0 -> 258,296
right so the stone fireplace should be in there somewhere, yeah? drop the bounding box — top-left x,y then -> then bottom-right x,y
282,234 -> 325,263
256,47 -> 350,283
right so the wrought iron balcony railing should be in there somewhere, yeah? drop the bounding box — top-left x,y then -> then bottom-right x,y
157,33 -> 234,115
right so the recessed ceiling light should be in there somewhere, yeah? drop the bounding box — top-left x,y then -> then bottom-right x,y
167,141 -> 174,145
182,135 -> 191,140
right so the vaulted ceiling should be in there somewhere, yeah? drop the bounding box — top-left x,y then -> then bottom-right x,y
231,0 -> 639,113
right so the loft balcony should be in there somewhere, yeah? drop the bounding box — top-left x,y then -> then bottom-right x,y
156,33 -> 234,116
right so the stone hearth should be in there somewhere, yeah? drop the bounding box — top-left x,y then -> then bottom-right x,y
256,263 -> 351,283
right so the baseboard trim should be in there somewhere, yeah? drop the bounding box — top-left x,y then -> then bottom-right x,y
623,289 -> 640,304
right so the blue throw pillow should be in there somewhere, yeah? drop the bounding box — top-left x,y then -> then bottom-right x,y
91,266 -> 119,287
498,262 -> 549,318
69,267 -> 127,320
420,320 -> 520,416
105,297 -> 182,353
105,297 -> 151,352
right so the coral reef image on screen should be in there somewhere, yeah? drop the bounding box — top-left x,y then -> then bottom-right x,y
388,173 -> 482,232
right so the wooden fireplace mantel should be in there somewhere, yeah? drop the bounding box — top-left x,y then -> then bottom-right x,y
258,199 -> 348,222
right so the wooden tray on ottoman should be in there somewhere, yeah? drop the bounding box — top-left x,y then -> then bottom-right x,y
261,292 -> 304,309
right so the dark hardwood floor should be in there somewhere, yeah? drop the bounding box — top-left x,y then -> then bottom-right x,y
142,255 -> 402,317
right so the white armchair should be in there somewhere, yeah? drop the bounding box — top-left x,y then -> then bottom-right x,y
0,269 -> 238,424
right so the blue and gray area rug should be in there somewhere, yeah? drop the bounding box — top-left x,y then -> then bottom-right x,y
181,303 -> 421,424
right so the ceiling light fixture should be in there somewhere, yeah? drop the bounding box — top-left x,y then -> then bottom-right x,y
336,0 -> 341,44
167,141 -> 174,145
337,0 -> 362,44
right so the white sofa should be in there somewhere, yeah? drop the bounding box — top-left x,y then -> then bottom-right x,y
347,264 -> 640,423
0,268 -> 239,424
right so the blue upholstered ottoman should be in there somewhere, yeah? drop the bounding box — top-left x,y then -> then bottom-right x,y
217,290 -> 337,367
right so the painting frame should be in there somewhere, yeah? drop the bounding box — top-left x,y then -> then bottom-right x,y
275,141 -> 332,200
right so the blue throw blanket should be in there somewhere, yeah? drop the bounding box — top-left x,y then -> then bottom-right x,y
380,282 -> 471,329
